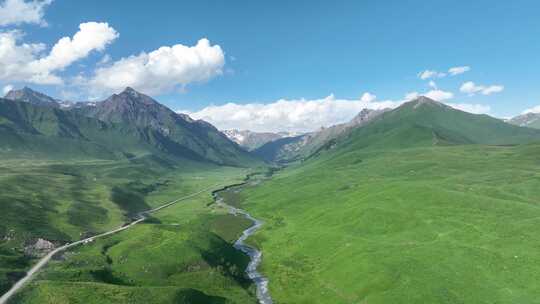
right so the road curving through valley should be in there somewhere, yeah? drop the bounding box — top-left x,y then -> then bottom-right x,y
0,184 -> 221,304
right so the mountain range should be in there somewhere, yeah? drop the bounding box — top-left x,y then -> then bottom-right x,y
2,88 -> 539,166
335,97 -> 540,151
253,108 -> 389,162
2,87 -> 540,304
254,97 -> 540,162
1,87 -> 255,166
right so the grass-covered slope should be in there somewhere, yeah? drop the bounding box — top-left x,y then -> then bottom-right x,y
0,87 -> 265,302
255,97 -> 540,164
0,155 -> 259,303
231,99 -> 540,303
0,156 -> 177,295
336,97 -> 540,153
237,143 -> 540,303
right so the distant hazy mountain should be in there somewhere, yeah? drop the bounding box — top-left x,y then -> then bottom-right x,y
1,87 -> 258,166
222,129 -> 296,151
508,112 -> 540,129
254,108 -> 388,163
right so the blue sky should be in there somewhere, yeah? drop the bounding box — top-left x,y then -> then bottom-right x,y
0,0 -> 539,131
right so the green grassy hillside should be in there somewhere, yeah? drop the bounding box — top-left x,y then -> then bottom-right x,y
224,98 -> 540,303
0,88 -> 265,302
4,94 -> 540,303
337,98 -> 540,152
255,98 -> 540,163
233,143 -> 540,303
0,155 -> 259,303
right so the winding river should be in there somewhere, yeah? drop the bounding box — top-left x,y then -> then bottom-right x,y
214,190 -> 273,304
1,182 -> 274,304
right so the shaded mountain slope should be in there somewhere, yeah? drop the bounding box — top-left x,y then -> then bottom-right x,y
252,134 -> 309,163
74,88 -> 257,166
0,98 -> 150,159
1,87 -> 259,166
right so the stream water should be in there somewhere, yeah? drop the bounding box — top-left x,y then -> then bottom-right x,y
214,192 -> 273,304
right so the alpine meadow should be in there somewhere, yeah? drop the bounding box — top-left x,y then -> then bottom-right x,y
1,1 -> 540,304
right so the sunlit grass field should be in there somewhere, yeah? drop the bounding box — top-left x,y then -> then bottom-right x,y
0,154 -> 259,303
234,144 -> 540,303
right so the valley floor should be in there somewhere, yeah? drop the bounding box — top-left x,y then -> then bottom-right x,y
3,143 -> 540,304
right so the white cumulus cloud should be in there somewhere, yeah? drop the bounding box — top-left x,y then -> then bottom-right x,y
183,94 -> 402,133
460,81 -> 504,96
448,66 -> 470,76
418,70 -> 446,80
522,105 -> 540,114
86,38 -> 225,96
0,22 -> 117,84
31,22 -> 118,72
419,66 -> 470,80
2,84 -> 13,95
447,102 -> 490,114
407,90 -> 454,102
0,0 -> 52,27
481,85 -> 504,95
404,91 -> 420,100
405,90 -> 455,102
360,92 -> 376,103
182,89 -> 489,132
424,89 -> 454,101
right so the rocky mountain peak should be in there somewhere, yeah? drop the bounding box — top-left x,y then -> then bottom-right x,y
121,86 -> 140,96
348,108 -> 388,127
109,87 -> 158,106
4,86 -> 60,107
406,96 -> 447,109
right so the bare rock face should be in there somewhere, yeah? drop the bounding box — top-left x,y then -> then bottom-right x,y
24,238 -> 56,257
